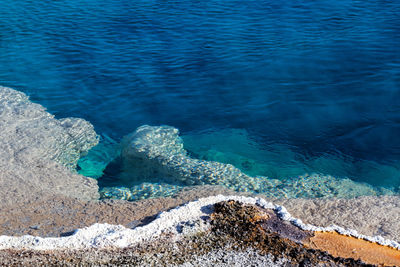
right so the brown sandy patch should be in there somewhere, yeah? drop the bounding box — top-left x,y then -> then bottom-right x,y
308,231 -> 400,266
0,185 -> 239,237
2,86 -> 400,249
0,199 -> 396,266
210,200 -> 367,266
3,186 -> 400,248
273,195 -> 400,241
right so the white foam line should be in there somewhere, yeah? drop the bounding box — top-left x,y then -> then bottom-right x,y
0,195 -> 399,250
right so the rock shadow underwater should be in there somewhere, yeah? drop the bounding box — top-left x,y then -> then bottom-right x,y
78,125 -> 399,201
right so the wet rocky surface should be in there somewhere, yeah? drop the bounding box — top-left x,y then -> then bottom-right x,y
2,200 -> 398,266
0,186 -> 238,237
210,200 -> 372,267
1,86 -> 400,266
0,86 -> 99,208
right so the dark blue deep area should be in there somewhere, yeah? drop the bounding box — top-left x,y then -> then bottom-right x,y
1,1 -> 400,185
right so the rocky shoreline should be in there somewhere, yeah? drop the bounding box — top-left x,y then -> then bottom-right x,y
1,198 -> 400,266
1,86 -> 400,266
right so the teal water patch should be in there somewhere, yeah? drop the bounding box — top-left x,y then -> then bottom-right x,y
84,125 -> 398,201
182,129 -> 308,180
183,129 -> 400,190
2,0 -> 400,198
77,134 -> 121,179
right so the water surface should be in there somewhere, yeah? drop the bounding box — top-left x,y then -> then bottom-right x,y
1,0 -> 400,196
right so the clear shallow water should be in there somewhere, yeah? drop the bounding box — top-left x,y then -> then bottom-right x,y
1,0 -> 400,197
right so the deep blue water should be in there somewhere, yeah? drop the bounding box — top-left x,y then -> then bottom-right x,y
1,0 -> 400,191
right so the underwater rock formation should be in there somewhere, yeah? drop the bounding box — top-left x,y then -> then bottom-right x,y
118,125 -> 390,199
0,86 -> 99,206
100,182 -> 184,201
1,87 -> 399,266
122,125 -> 269,191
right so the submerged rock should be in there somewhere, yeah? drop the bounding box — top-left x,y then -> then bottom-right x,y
119,125 -> 391,199
0,86 -> 99,206
100,182 -> 183,201
122,125 -> 270,191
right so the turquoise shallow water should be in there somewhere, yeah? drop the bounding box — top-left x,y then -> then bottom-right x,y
1,0 -> 400,198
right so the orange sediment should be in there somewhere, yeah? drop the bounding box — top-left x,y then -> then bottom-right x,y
308,231 -> 400,266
